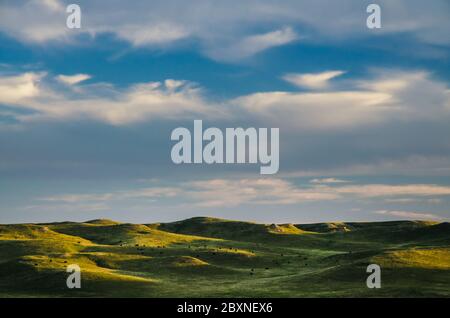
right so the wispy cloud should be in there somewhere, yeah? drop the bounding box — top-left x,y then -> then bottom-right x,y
309,178 -> 350,184
185,178 -> 338,207
40,187 -> 180,203
40,0 -> 64,12
116,23 -> 190,46
283,71 -> 345,90
36,179 -> 450,210
1,69 -> 449,133
0,73 -> 222,125
207,27 -> 298,61
56,74 -> 91,85
384,198 -> 443,204
1,0 -> 448,59
235,70 -> 450,131
0,72 -> 43,104
333,184 -> 450,198
375,209 -> 441,220
37,178 -> 339,208
24,202 -> 109,213
282,156 -> 450,178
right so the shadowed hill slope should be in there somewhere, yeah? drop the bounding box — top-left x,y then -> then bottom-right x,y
157,217 -> 314,240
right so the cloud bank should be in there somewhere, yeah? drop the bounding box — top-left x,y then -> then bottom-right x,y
1,69 -> 448,129
1,0 -> 449,61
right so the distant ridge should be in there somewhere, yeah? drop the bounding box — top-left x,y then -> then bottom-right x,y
154,216 -> 446,243
84,219 -> 121,225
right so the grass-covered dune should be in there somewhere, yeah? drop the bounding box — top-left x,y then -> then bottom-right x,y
0,217 -> 449,297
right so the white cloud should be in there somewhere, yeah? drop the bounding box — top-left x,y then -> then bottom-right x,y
0,0 -> 68,43
115,23 -> 189,46
333,184 -> 450,197
310,178 -> 350,184
283,71 -> 345,90
41,193 -> 115,203
0,72 -> 44,104
37,178 -> 450,210
234,90 -> 392,130
1,69 -> 449,131
2,1 -> 447,61
56,74 -> 91,85
185,178 -> 338,207
0,2 -> 298,61
375,210 -> 441,220
384,198 -> 443,204
235,70 -> 450,131
40,0 -> 64,12
0,72 -> 223,125
37,178 -> 339,209
384,198 -> 421,203
207,27 -> 298,61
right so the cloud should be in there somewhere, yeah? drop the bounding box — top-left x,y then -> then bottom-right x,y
36,178 -> 450,210
0,0 -> 68,43
0,72 -> 222,125
185,178 -> 338,207
283,71 -> 345,90
187,180 -> 450,208
0,69 -> 448,187
333,184 -> 450,197
1,1 -> 448,61
234,70 -> 450,131
38,178 -> 339,209
1,69 -> 449,132
40,0 -> 64,12
282,156 -> 450,178
25,202 -> 109,213
235,90 -> 392,130
207,27 -> 298,61
41,187 -> 179,202
0,72 -> 44,104
115,23 -> 190,46
0,1 -> 298,61
384,198 -> 443,204
375,210 -> 441,220
310,178 -> 350,184
56,74 -> 91,85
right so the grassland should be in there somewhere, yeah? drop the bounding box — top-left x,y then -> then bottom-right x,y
0,217 -> 449,297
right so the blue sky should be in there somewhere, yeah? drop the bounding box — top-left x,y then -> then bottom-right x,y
0,0 -> 449,224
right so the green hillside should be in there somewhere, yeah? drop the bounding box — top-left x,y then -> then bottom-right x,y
0,217 -> 449,297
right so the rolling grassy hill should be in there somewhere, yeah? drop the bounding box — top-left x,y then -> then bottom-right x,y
0,217 -> 449,297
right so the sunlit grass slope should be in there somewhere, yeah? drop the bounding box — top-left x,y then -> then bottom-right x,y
0,217 -> 449,297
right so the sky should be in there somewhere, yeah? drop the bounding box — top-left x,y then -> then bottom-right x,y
0,0 -> 449,224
